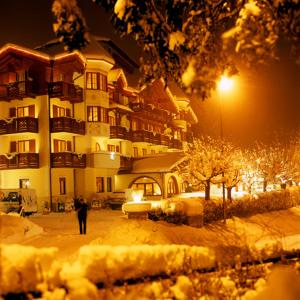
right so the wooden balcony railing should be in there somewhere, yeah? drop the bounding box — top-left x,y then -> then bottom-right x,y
0,153 -> 39,169
0,81 -> 38,101
110,126 -> 131,140
50,117 -> 85,135
49,81 -> 83,103
170,139 -> 183,149
0,117 -> 38,135
51,152 -> 86,168
119,156 -> 133,173
160,135 -> 171,147
132,130 -> 153,143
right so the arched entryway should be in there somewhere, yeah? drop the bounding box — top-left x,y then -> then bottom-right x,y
167,176 -> 179,197
129,176 -> 162,196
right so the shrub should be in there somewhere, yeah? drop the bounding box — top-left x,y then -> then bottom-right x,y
203,187 -> 300,224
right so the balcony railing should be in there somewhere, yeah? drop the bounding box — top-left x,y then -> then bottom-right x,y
0,153 -> 39,169
49,81 -> 83,103
0,81 -> 38,101
132,130 -> 153,143
0,117 -> 38,135
119,156 -> 133,173
160,135 -> 171,147
110,126 -> 131,140
51,117 -> 85,135
170,139 -> 183,149
51,152 -> 86,168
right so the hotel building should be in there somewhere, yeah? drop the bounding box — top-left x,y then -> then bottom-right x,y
0,37 -> 197,211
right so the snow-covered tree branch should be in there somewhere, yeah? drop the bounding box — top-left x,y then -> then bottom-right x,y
52,0 -> 300,98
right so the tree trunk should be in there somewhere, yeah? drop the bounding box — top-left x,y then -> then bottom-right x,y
263,180 -> 267,192
227,187 -> 233,201
205,180 -> 210,200
281,183 -> 286,189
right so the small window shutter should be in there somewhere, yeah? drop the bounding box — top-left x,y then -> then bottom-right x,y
10,141 -> 17,152
66,108 -> 71,117
53,105 -> 58,117
98,107 -> 101,122
97,73 -> 100,90
28,105 -> 35,117
54,139 -> 59,152
104,76 -> 107,92
29,140 -> 35,152
9,107 -> 16,118
67,141 -> 72,152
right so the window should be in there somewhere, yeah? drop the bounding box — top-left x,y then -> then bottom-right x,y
53,139 -> 72,152
142,149 -> 147,156
96,177 -> 104,193
131,119 -> 138,131
87,106 -> 108,123
167,177 -> 178,196
53,105 -> 71,117
133,147 -> 138,157
107,177 -> 112,192
9,105 -> 35,118
10,140 -> 35,153
19,179 -> 29,189
107,144 -> 120,152
95,143 -> 101,152
59,178 -> 66,195
131,177 -> 162,196
109,115 -> 116,126
151,150 -> 155,155
86,72 -> 107,91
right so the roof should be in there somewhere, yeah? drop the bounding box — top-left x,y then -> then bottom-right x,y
131,152 -> 186,173
35,35 -> 115,65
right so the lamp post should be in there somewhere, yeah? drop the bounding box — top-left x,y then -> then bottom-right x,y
218,75 -> 234,222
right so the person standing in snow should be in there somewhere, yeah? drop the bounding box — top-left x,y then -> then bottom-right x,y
75,197 -> 88,234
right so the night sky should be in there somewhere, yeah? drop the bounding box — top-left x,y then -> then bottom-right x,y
0,0 -> 299,145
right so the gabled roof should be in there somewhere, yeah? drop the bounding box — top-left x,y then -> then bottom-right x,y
131,152 -> 186,173
35,35 -> 114,65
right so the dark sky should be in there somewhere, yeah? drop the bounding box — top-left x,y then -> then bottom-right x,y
0,0 -> 299,145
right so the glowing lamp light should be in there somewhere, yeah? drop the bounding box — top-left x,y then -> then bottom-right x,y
132,190 -> 144,203
110,152 -> 116,160
218,76 -> 233,92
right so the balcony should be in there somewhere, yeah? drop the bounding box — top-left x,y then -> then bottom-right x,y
119,156 -> 133,173
51,152 -> 86,168
0,81 -> 38,101
88,151 -> 120,169
132,130 -> 153,143
170,139 -> 183,149
129,102 -> 144,112
160,135 -> 171,147
0,117 -> 38,135
51,117 -> 85,135
110,126 -> 131,140
49,81 -> 83,103
0,153 -> 39,169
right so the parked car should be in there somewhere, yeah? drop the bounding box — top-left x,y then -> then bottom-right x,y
0,188 -> 38,216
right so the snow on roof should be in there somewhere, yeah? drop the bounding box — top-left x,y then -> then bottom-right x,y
131,151 -> 186,173
35,35 -> 115,65
109,103 -> 133,113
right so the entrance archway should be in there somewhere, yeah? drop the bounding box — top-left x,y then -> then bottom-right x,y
130,176 -> 162,196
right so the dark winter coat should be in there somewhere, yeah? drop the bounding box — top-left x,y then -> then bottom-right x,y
76,201 -> 88,218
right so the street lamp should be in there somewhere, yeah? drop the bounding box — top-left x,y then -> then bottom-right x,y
218,75 -> 234,222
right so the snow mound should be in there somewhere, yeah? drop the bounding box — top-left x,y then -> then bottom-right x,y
0,244 -> 57,295
60,244 -> 215,284
0,214 -> 44,243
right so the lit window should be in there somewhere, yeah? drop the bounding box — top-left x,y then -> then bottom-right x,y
96,177 -> 104,193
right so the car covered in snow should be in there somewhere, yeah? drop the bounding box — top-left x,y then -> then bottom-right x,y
0,188 -> 38,216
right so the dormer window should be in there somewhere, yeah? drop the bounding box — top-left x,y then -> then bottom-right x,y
86,72 -> 107,91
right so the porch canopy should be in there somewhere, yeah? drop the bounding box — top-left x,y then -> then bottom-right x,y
131,152 -> 186,173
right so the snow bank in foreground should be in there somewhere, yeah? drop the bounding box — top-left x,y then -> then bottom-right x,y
0,244 -> 215,295
60,245 -> 215,284
0,244 -> 57,295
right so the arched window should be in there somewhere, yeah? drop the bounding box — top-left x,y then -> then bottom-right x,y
95,143 -> 101,152
167,176 -> 179,197
130,176 -> 162,196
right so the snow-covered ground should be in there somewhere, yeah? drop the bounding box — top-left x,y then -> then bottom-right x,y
2,208 -> 300,299
2,207 -> 300,263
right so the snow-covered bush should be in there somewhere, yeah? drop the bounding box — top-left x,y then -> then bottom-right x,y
204,187 -> 300,223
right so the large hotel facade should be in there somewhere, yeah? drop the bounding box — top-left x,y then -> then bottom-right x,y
0,37 -> 197,211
